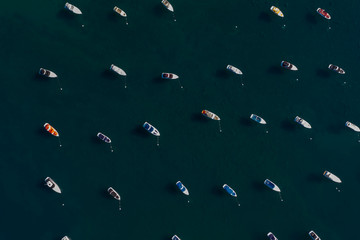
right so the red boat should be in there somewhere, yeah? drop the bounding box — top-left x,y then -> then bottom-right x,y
317,8 -> 331,20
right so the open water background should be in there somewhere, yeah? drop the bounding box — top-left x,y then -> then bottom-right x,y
0,0 -> 360,239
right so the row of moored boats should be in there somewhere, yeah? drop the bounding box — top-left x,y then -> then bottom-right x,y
269,7 -> 331,20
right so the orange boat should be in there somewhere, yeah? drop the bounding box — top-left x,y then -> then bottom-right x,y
44,123 -> 59,137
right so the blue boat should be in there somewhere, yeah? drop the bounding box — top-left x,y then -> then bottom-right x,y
264,179 -> 281,192
143,122 -> 160,136
250,114 -> 266,124
222,184 -> 237,197
176,181 -> 189,195
97,132 -> 111,143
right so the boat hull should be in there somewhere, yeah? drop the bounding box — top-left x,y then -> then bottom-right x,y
309,230 -> 321,240
176,181 -> 189,195
250,114 -> 266,124
39,68 -> 57,78
317,8 -> 331,19
345,121 -> 360,132
108,187 -> 121,200
65,2 -> 82,14
328,64 -> 345,74
223,184 -> 237,197
161,0 -> 174,12
264,179 -> 281,192
97,132 -> 111,143
267,232 -> 278,240
270,6 -> 284,17
143,122 -> 160,136
45,177 -> 62,193
110,64 -> 127,76
294,116 -> 311,129
202,110 -> 220,121
281,61 -> 298,71
323,171 -> 342,183
113,6 -> 127,17
226,65 -> 243,75
162,73 -> 179,79
44,123 -> 59,137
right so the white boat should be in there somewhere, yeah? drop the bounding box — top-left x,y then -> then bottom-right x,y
39,68 -> 57,78
172,235 -> 181,240
61,236 -> 70,240
264,179 -> 281,192
202,110 -> 220,120
345,121 -> 360,132
250,114 -> 266,124
162,73 -> 179,79
226,65 -> 243,75
323,171 -> 342,183
176,181 -> 189,195
108,187 -> 121,200
270,6 -> 284,18
65,2 -> 82,14
143,122 -> 160,136
110,64 -> 127,76
328,64 -> 345,74
309,230 -> 321,240
113,6 -> 127,17
267,232 -> 278,240
294,116 -> 311,129
281,61 -> 298,71
45,177 -> 61,194
161,0 -> 174,12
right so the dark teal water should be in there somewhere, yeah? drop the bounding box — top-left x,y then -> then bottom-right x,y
1,0 -> 359,239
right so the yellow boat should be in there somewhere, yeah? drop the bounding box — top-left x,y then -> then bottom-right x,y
270,6 -> 284,18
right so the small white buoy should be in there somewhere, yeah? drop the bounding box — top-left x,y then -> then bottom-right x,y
82,25 -> 84,27
310,137 -> 312,140
266,131 -> 269,133
235,26 -> 238,28
62,203 -> 65,206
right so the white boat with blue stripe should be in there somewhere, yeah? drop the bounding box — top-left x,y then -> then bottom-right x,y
250,114 -> 266,124
176,181 -> 189,195
264,179 -> 281,192
223,184 -> 237,197
143,122 -> 160,136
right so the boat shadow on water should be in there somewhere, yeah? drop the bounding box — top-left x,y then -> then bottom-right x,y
152,76 -> 164,84
101,70 -> 118,80
37,127 -> 53,138
305,13 -> 318,24
215,69 -> 231,79
316,69 -> 331,78
107,12 -> 120,22
306,173 -> 323,183
211,185 -> 226,197
131,125 -> 151,138
153,4 -> 167,18
57,9 -> 77,21
267,65 -> 284,75
258,12 -> 272,23
252,181 -> 266,192
239,117 -> 252,126
191,113 -> 208,123
280,120 -> 296,131
164,183 -> 178,194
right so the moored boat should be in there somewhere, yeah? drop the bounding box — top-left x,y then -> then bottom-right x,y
345,121 -> 360,132
294,116 -> 312,129
162,73 -> 179,79
161,0 -> 174,12
264,179 -> 281,192
171,235 -> 181,240
317,8 -> 331,20
223,184 -> 237,197
202,110 -> 220,120
226,65 -> 243,75
108,187 -> 121,200
110,64 -> 127,76
281,61 -> 298,71
250,114 -> 266,124
45,177 -> 62,193
270,6 -> 284,18
309,230 -> 321,240
323,171 -> 342,183
61,236 -> 70,240
97,132 -> 111,143
267,232 -> 278,240
44,123 -> 59,137
143,122 -> 160,136
328,64 -> 345,74
65,2 -> 82,14
113,6 -> 127,17
39,68 -> 57,78
176,181 -> 189,195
